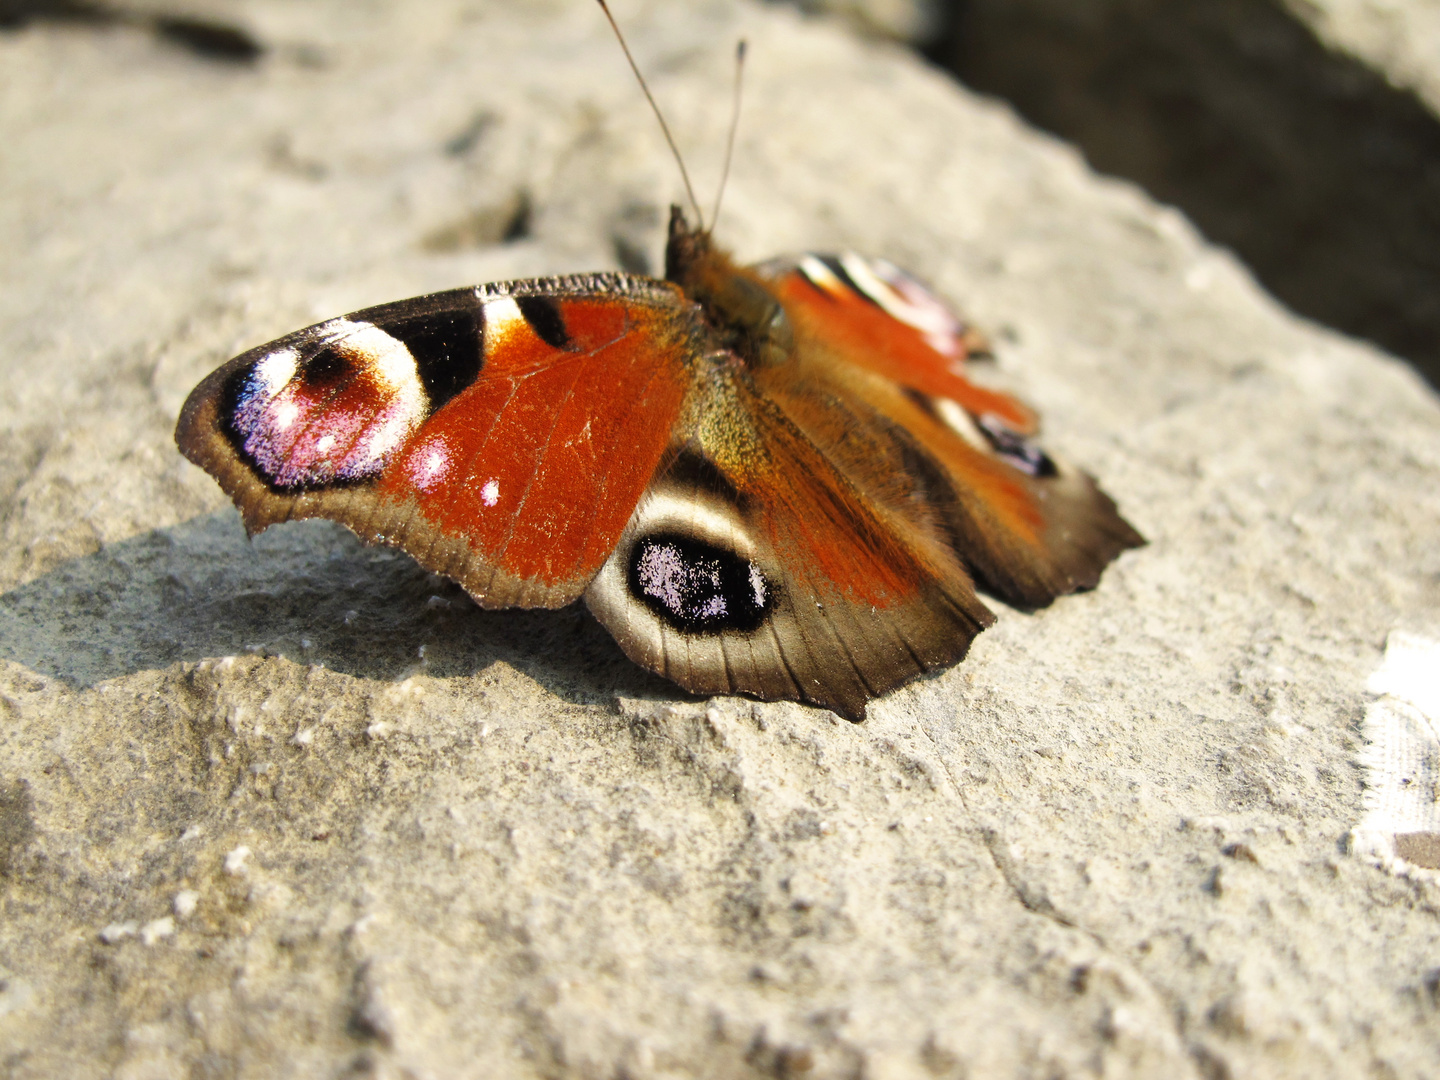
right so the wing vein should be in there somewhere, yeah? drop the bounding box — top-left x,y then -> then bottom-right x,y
764,621 -> 805,700
494,362 -> 585,565
816,602 -> 880,698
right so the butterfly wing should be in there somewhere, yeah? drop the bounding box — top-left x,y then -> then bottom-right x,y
179,269 -> 991,719
751,253 -> 1144,611
178,249 -> 1138,719
583,364 -> 994,721
176,274 -> 704,608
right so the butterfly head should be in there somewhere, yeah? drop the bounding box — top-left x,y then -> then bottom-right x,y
665,206 -> 794,369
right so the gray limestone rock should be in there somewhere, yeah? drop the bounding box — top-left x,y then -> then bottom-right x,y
1,1 -> 1439,1077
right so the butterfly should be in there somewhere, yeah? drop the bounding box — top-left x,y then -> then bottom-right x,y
175,200 -> 1143,720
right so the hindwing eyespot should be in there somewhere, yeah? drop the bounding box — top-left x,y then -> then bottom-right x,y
628,532 -> 773,634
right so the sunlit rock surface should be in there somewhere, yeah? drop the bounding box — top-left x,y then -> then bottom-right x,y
1,1 -> 1439,1077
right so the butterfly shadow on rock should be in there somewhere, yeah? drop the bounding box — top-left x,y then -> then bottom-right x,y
0,510 -> 675,708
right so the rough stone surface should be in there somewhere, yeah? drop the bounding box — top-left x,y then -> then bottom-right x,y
2,1 -> 1440,1077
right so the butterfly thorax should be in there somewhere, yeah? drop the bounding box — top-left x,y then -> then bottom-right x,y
664,207 -> 794,369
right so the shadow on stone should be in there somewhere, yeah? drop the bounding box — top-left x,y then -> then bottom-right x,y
933,0 -> 1440,389
0,1 -> 263,63
0,512 -> 668,707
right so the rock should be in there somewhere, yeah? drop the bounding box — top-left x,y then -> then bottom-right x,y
1,0 -> 1439,1077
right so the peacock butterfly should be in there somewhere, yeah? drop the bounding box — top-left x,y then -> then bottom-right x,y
175,12 -> 1143,721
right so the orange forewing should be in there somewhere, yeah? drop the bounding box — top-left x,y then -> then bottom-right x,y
768,266 -> 1037,434
176,282 -> 705,610
380,299 -> 692,589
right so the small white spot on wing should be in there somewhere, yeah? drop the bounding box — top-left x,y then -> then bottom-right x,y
272,400 -> 300,432
840,253 -> 963,358
749,562 -> 767,608
797,255 -> 847,297
251,348 -> 299,399
408,439 -> 451,492
482,297 -> 528,351
932,397 -> 989,452
481,478 -> 500,507
354,414 -> 416,471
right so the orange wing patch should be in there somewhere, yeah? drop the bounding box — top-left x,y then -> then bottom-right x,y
382,297 -> 693,591
178,281 -> 705,610
767,255 -> 1037,435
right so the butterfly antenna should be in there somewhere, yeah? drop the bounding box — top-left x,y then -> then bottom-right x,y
708,39 -> 746,236
595,0 -> 706,230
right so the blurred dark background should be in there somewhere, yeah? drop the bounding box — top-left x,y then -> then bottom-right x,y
925,0 -> 1440,391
